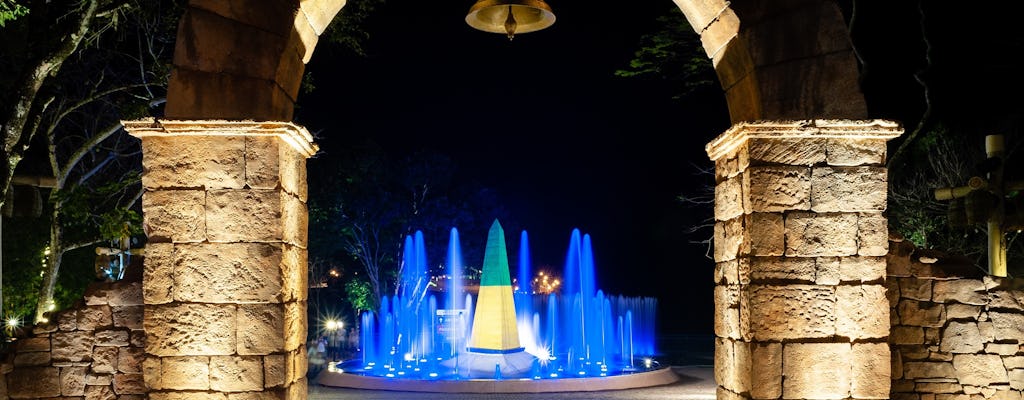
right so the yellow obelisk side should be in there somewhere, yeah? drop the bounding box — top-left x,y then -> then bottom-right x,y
467,220 -> 522,352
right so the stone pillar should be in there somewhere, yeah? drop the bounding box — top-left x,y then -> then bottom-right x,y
124,119 -> 317,400
705,120 -> 902,400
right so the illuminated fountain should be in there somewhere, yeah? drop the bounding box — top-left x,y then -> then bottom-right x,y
319,220 -> 669,392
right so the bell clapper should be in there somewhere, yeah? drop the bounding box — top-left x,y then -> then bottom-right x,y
504,5 -> 517,41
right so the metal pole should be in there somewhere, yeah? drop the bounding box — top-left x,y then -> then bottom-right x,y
985,135 -> 1007,277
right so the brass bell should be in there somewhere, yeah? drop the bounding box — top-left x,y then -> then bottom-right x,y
466,0 -> 556,40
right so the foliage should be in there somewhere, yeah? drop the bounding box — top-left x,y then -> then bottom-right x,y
0,0 -> 27,27
344,278 -> 374,315
887,126 -> 1024,276
308,139 -> 511,318
614,6 -> 716,100
322,0 -> 387,58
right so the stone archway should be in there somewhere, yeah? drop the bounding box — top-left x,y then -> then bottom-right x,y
123,1 -> 900,399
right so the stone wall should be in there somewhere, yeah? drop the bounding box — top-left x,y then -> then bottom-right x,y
1,278 -> 146,399
887,238 -> 1024,400
707,120 -> 902,400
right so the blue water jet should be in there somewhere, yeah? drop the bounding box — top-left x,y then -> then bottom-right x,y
346,225 -> 660,382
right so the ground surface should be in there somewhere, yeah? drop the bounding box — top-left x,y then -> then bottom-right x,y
308,365 -> 716,400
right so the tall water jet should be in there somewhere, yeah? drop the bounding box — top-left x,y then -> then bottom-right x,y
447,227 -> 464,311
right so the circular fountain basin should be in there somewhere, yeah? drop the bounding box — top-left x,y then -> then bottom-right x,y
315,361 -> 680,393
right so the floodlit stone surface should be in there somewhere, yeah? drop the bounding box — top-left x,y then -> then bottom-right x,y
145,303 -> 237,356
783,343 -> 851,399
174,243 -> 284,303
707,120 -> 900,400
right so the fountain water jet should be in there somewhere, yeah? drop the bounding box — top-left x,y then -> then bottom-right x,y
318,219 -> 670,392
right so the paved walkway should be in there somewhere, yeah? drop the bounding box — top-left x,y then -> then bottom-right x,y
307,365 -> 716,400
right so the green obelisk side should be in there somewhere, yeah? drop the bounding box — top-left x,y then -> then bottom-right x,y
467,219 -> 523,353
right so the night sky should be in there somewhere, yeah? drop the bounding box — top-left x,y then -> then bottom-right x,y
292,1 -> 1024,335
296,0 -> 727,334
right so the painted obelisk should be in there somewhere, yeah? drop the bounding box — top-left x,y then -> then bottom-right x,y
452,219 -> 536,378
467,219 -> 523,353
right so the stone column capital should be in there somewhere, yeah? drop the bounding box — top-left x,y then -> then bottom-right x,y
705,119 -> 903,161
123,118 -> 319,158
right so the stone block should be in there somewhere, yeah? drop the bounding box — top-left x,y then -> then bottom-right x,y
141,136 -> 246,190
285,377 -> 307,400
52,331 -> 97,363
899,277 -> 933,302
58,309 -> 78,330
189,0 -> 297,36
17,336 -> 50,352
245,136 -> 281,189
60,365 -> 88,396
118,347 -> 144,373
85,372 -> 112,385
166,66 -> 296,119
264,354 -> 286,388
114,373 -> 147,394
891,326 -> 925,344
785,212 -> 858,256
131,330 -> 146,347
898,299 -> 946,328
783,343 -> 850,399
840,256 -> 887,282
916,382 -> 963,393
836,284 -> 889,340
284,301 -> 307,352
78,305 -> 113,330
945,303 -> 981,320
108,281 -> 143,306
93,346 -> 119,374
279,144 -> 308,201
857,213 -> 889,256
749,284 -> 836,340
84,384 -> 115,400
933,279 -> 989,305
751,342 -> 782,399
714,285 -> 741,339
95,329 -> 130,346
282,244 -> 308,302
174,243 -> 284,304
952,354 -> 1008,386
987,312 -> 1024,342
715,260 -> 738,285
903,362 -> 956,379
714,218 -> 744,262
1010,370 -> 1024,390
810,167 -> 886,212
748,137 -> 826,166
142,190 -> 207,243
143,356 -> 162,390
206,189 -> 283,242
747,166 -> 811,212
210,355 -> 263,392
162,356 -> 211,390
714,337 -> 751,394
816,256 -> 840,285
940,321 -> 984,353
749,256 -> 815,282
150,391 -> 229,400
281,193 -> 308,248
172,7 -> 290,84
14,351 -> 51,366
227,392 -> 285,400
746,213 -> 785,256
851,342 -> 890,399
7,367 -> 60,398
825,138 -> 887,166
113,305 -> 143,330
145,303 -> 237,356
143,242 -> 175,304
237,304 -> 286,355
715,177 -> 745,221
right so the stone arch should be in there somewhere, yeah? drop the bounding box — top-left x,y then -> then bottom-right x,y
165,0 -> 347,120
166,0 -> 867,123
132,1 -> 894,400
